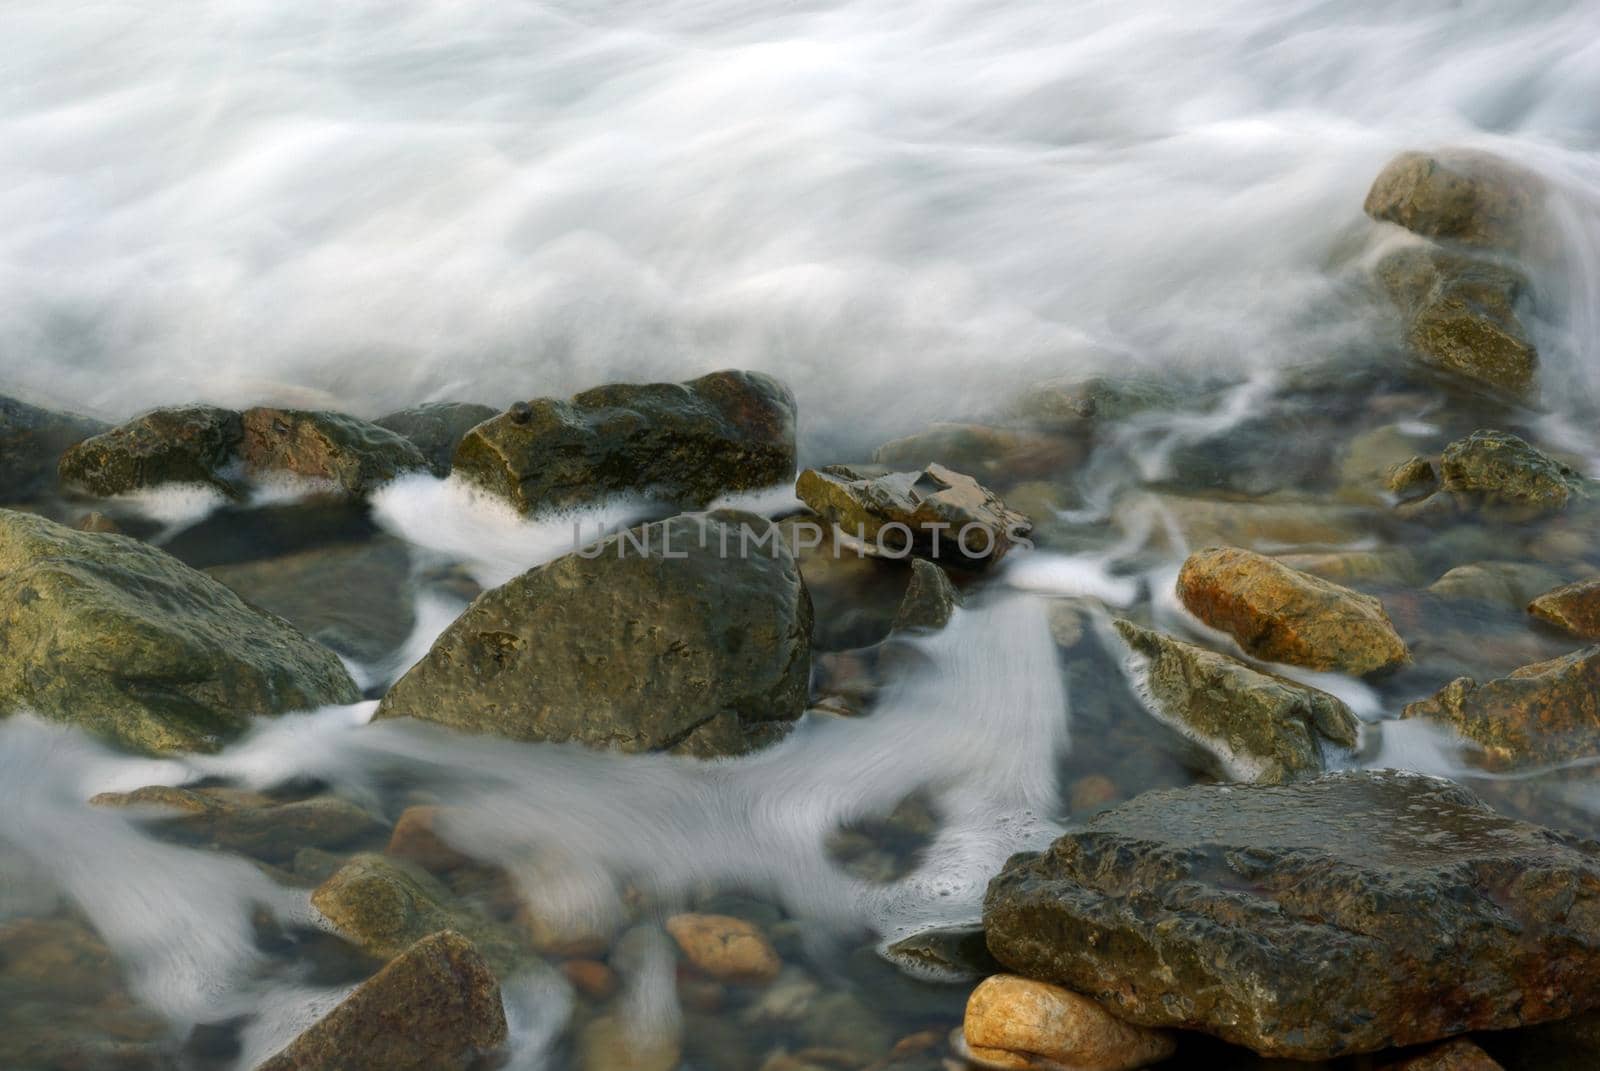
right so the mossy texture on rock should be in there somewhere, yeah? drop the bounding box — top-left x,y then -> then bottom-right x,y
1364,149 -> 1544,253
1440,429 -> 1584,515
256,931 -> 507,1071
1114,620 -> 1358,784
794,463 -> 1031,569
58,405 -> 242,498
0,509 -> 359,754
451,370 -> 796,514
240,407 -> 429,495
0,395 -> 105,502
892,558 -> 963,633
1375,245 -> 1537,400
1176,546 -> 1410,675
374,401 -> 497,477
1402,646 -> 1600,768
983,770 -> 1600,1059
871,423 -> 1079,482
375,510 -> 812,757
91,785 -> 383,864
1529,577 -> 1600,640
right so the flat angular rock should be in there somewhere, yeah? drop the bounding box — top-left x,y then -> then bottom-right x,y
0,395 -> 105,502
1439,430 -> 1584,516
452,370 -> 796,514
240,408 -> 429,496
1529,576 -> 1600,640
959,974 -> 1175,1071
1114,620 -> 1359,784
795,464 -> 1030,569
58,405 -> 242,498
983,770 -> 1600,1059
1402,646 -> 1600,767
375,510 -> 812,757
374,402 -> 497,477
256,931 -> 507,1071
1365,149 -> 1544,253
1176,546 -> 1410,675
0,510 -> 358,754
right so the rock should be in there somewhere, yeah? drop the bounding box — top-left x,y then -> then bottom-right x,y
1375,246 -> 1537,401
1529,577 -> 1600,640
1114,620 -> 1359,784
205,537 -> 414,664
1275,549 -> 1423,587
90,785 -> 383,864
1384,1038 -> 1503,1070
959,975 -> 1175,1071
374,511 -> 812,758
1402,646 -> 1600,767
781,516 -> 910,650
872,424 -> 1080,483
559,959 -> 618,1001
255,931 -> 507,1071
386,805 -> 475,872
239,408 -> 429,496
452,370 -> 796,514
882,924 -> 1000,983
1439,430 -> 1584,516
983,770 -> 1600,1059
1388,457 -> 1440,501
1364,149 -> 1544,253
1338,425 -> 1432,505
892,558 -> 963,633
76,511 -> 121,533
1116,492 -> 1371,552
1011,375 -> 1179,430
373,402 -> 497,477
0,510 -> 359,754
1426,561 -> 1563,609
665,914 -> 782,984
577,1015 -> 681,1071
0,395 -> 105,502
794,464 -> 1030,569
58,405 -> 242,498
1176,546 -> 1410,675
1068,774 -> 1119,814
310,854 -> 521,973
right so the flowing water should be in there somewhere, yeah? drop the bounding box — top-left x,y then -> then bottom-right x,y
5,1 -> 1600,1068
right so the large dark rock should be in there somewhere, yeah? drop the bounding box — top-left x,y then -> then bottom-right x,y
1375,246 -> 1537,401
983,770 -> 1600,1060
240,408 -> 429,496
1114,620 -> 1359,784
1365,150 -> 1544,253
0,509 -> 359,754
255,931 -> 507,1071
57,405 -> 240,498
373,402 -> 497,477
0,396 -> 105,502
451,370 -> 796,514
1403,646 -> 1600,768
374,510 -> 812,757
1439,429 -> 1584,517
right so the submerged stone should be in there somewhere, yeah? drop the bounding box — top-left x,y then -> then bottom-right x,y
1529,576 -> 1600,640
375,510 -> 812,757
959,974 -> 1175,1071
795,463 -> 1031,569
665,914 -> 782,984
451,370 -> 796,514
1114,620 -> 1359,784
0,395 -> 105,502
1439,429 -> 1584,516
373,401 -> 497,477
90,785 -> 384,864
1402,645 -> 1600,768
0,510 -> 358,754
1365,149 -> 1544,253
256,930 -> 507,1071
1176,546 -> 1410,675
58,405 -> 243,498
892,558 -> 964,633
983,770 -> 1600,1059
872,423 -> 1080,482
1010,375 -> 1179,429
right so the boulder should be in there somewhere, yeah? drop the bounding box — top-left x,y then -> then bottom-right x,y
983,770 -> 1600,1059
240,408 -> 429,496
0,510 -> 359,754
255,931 -> 507,1071
0,395 -> 105,502
665,914 -> 782,984
1364,149 -> 1544,253
1176,546 -> 1410,675
1375,246 -> 1537,401
958,975 -> 1175,1071
90,785 -> 384,864
375,510 -> 812,757
373,402 -> 497,477
795,464 -> 1030,569
1529,577 -> 1600,640
57,405 -> 242,498
1114,620 -> 1359,784
451,370 -> 796,514
892,558 -> 963,633
1439,430 -> 1584,516
1402,646 -> 1600,767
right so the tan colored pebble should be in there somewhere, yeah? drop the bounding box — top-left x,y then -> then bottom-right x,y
665,913 -> 781,984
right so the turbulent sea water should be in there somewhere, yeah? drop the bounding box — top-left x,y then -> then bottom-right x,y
5,1 -> 1600,1068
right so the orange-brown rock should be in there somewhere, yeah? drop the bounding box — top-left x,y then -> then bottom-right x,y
1384,1037 -> 1503,1070
665,913 -> 781,984
1176,546 -> 1410,675
386,805 -> 474,872
960,975 -> 1175,1071
1364,149 -> 1544,253
1529,577 -> 1600,641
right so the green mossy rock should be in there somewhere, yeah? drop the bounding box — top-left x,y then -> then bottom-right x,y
892,558 -> 963,633
57,405 -> 241,498
373,402 -> 498,477
1439,429 -> 1584,516
0,509 -> 359,754
983,770 -> 1600,1059
256,930 -> 507,1071
240,407 -> 429,496
451,370 -> 796,514
375,510 -> 812,757
1365,149 -> 1544,253
0,395 -> 105,502
1114,620 -> 1359,784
